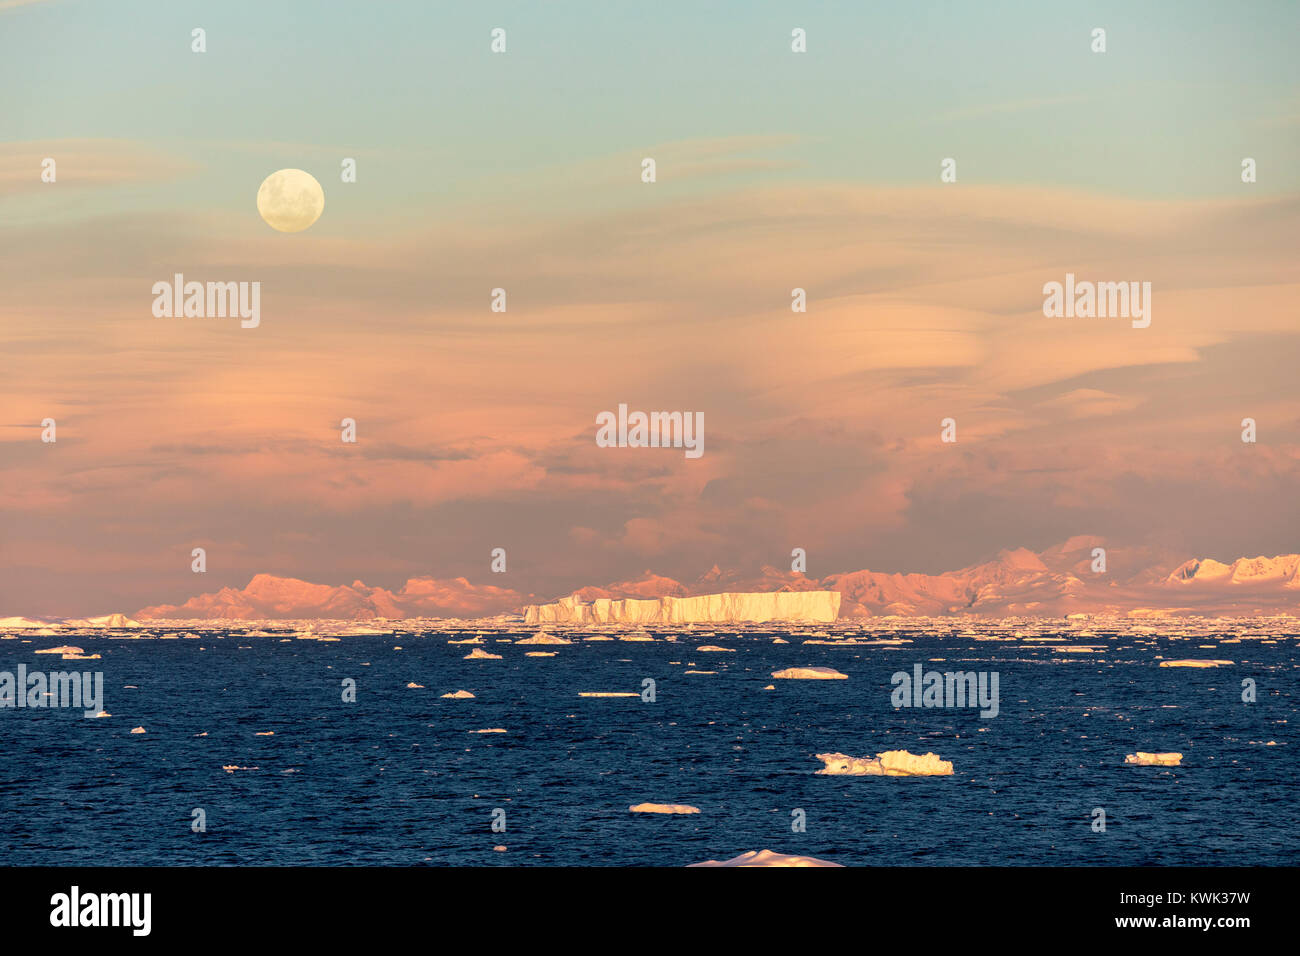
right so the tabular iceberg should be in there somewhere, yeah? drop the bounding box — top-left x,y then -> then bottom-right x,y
523,590 -> 841,625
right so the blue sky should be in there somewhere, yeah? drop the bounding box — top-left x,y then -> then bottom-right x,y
4,0 -> 1297,211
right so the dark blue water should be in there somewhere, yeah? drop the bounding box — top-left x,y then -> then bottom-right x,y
1,625 -> 1295,865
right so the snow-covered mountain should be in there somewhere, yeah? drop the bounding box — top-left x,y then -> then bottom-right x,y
117,544 -> 1300,622
134,573 -> 526,621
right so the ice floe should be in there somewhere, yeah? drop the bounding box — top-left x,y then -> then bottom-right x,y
689,849 -> 841,867
815,750 -> 953,776
516,631 -> 571,645
1159,659 -> 1232,667
629,803 -> 700,814
771,666 -> 847,680
1124,751 -> 1183,766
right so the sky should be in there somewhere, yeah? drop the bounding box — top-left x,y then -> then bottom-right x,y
2,0 -> 1298,616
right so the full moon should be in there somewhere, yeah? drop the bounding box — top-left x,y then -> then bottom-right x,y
256,168 -> 324,232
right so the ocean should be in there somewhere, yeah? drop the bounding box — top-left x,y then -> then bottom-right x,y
1,623 -> 1294,866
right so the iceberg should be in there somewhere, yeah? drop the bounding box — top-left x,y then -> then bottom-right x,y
815,750 -> 954,776
689,849 -> 842,867
1159,659 -> 1232,668
524,590 -> 840,625
771,666 -> 847,680
1124,751 -> 1183,766
516,631 -> 572,645
629,803 -> 700,814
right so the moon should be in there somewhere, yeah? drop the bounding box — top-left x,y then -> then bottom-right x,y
256,168 -> 324,232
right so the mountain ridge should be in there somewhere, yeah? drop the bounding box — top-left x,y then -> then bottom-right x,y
125,543 -> 1300,621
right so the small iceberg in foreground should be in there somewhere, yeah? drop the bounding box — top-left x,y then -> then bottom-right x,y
689,849 -> 842,867
629,802 -> 700,814
517,631 -> 571,645
772,666 -> 847,680
1124,751 -> 1183,766
815,750 -> 953,776
1159,659 -> 1232,668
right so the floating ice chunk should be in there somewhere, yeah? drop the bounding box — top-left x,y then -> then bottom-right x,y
579,692 -> 638,698
130,726 -> 145,734
470,728 -> 507,734
92,711 -> 110,718
629,803 -> 700,814
254,731 -> 274,736
406,682 -> 424,688
815,750 -> 953,776
1159,659 -> 1232,668
441,690 -> 475,699
772,667 -> 847,680
689,849 -> 842,867
464,648 -> 502,660
696,645 -> 735,652
1125,751 -> 1183,766
62,653 -> 101,660
517,631 -> 571,645
526,651 -> 556,657
35,645 -> 84,655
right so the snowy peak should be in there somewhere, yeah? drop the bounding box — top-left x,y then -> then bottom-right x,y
1167,555 -> 1300,587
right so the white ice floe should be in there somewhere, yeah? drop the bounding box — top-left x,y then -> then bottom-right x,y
464,648 -> 502,659
1124,751 -> 1183,766
1159,659 -> 1232,668
815,750 -> 953,776
516,631 -> 571,645
441,690 -> 475,699
771,666 -> 847,680
629,803 -> 700,814
689,849 -> 842,867
696,645 -> 735,652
